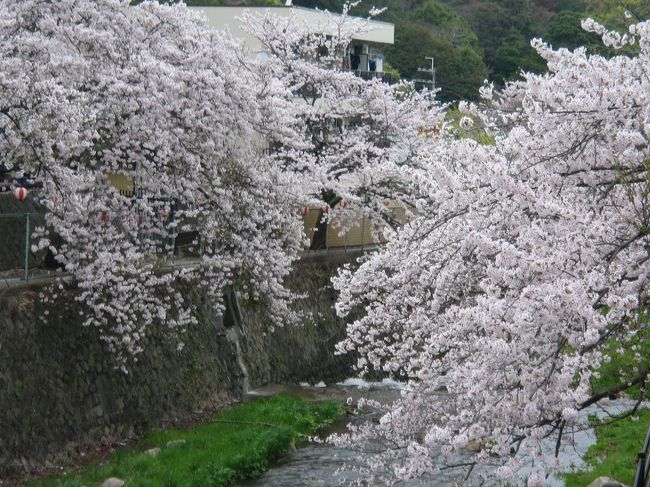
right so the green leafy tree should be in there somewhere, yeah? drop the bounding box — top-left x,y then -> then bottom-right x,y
386,21 -> 485,101
493,33 -> 547,84
586,0 -> 650,29
555,0 -> 587,11
543,10 -> 602,49
435,44 -> 486,100
414,0 -> 480,48
442,0 -> 536,70
385,22 -> 438,81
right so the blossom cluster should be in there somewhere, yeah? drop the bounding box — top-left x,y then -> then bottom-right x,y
333,19 -> 650,485
0,0 -> 438,368
0,0 -> 306,365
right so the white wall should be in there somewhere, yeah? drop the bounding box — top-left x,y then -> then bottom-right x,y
189,6 -> 394,54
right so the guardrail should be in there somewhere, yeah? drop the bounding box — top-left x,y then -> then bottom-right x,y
1,206 -> 394,287
348,70 -> 392,83
634,423 -> 650,487
0,212 -> 47,284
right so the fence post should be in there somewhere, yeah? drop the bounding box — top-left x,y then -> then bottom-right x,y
635,451 -> 646,487
24,213 -> 30,282
361,214 -> 366,252
635,423 -> 650,487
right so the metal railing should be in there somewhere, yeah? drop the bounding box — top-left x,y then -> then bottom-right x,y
635,424 -> 650,487
349,70 -> 392,83
0,210 -> 189,287
0,212 -> 47,284
0,206 -> 400,286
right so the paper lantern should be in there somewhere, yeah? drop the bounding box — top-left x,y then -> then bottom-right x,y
14,187 -> 27,201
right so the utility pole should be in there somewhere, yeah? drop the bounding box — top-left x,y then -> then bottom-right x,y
417,56 -> 435,90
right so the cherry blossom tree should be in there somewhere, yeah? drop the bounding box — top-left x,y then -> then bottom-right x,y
0,0 -> 442,367
242,6 -> 444,247
332,19 -> 650,485
0,0 -> 305,365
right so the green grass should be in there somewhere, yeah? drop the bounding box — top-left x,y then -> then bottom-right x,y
591,316 -> 650,401
562,317 -> 650,486
32,395 -> 343,487
562,408 -> 650,487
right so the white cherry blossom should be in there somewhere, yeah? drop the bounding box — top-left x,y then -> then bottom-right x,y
333,19 -> 650,485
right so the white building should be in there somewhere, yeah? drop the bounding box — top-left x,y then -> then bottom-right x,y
189,6 -> 395,81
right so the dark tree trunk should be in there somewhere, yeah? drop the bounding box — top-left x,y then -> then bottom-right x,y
309,191 -> 341,251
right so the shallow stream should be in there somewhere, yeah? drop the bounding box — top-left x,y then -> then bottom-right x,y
238,379 -> 640,486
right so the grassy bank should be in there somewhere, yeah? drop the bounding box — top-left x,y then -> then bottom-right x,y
562,408 -> 650,487
590,321 -> 650,401
33,395 -> 343,487
562,322 -> 650,486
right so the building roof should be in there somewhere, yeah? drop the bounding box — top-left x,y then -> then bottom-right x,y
188,5 -> 394,49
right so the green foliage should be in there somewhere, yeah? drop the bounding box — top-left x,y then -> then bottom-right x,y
385,22 -> 435,82
380,0 -> 486,101
413,0 -> 479,49
493,33 -> 547,84
437,45 -> 486,101
586,0 -> 650,30
556,0 -> 588,12
386,21 -> 486,101
543,10 -> 602,50
442,0 -> 540,70
32,395 -> 344,487
415,0 -> 459,25
591,319 -> 650,401
562,409 -> 650,487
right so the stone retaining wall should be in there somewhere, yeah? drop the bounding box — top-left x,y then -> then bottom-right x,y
0,287 -> 240,478
0,259 -> 355,479
239,260 -> 355,387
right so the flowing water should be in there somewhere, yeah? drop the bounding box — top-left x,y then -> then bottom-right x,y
238,379 -> 434,487
238,379 -> 641,486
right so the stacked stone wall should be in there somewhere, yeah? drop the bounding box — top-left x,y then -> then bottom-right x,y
239,260 -> 355,387
0,258 -> 356,479
0,286 -> 241,478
